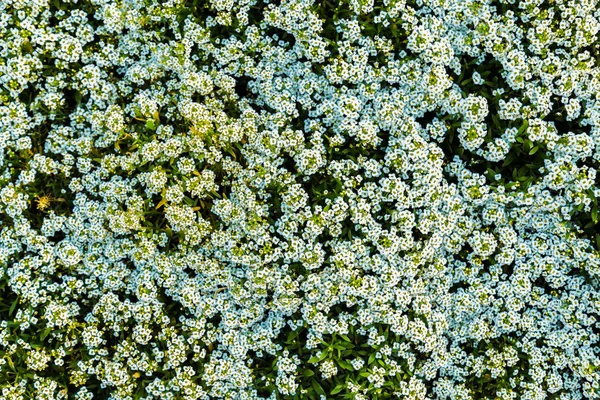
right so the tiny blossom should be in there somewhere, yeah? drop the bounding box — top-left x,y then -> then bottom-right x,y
472,71 -> 485,85
104,104 -> 125,133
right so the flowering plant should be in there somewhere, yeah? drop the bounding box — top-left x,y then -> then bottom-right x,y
1,0 -> 600,399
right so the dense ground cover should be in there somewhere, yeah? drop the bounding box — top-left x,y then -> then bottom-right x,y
2,0 -> 600,398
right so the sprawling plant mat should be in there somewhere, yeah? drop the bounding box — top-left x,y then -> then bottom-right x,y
1,0 -> 600,398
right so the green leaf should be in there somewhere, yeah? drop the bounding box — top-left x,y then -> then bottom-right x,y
286,329 -> 302,343
155,196 -> 168,210
308,351 -> 328,364
334,341 -> 354,350
40,328 -> 52,341
311,379 -> 325,396
145,119 -> 156,130
590,190 -> 598,205
340,334 -> 351,342
337,359 -> 354,371
529,145 -> 539,155
302,369 -> 315,377
342,349 -> 354,357
502,153 -> 516,167
368,352 -> 377,365
517,119 -> 529,135
6,356 -> 15,371
330,384 -> 345,395
9,296 -> 18,316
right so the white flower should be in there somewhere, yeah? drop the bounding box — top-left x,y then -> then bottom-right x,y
56,241 -> 82,266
